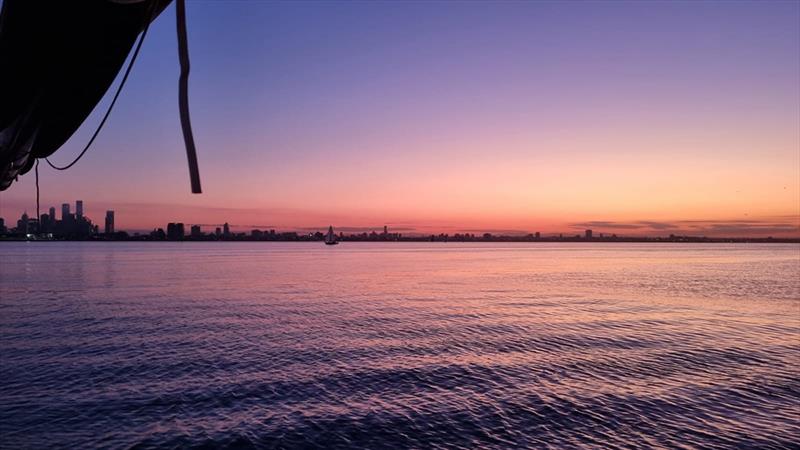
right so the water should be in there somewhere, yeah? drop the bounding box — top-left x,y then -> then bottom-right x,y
1,242 -> 798,449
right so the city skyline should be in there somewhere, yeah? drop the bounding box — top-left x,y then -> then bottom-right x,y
0,1 -> 798,238
1,198 -> 798,240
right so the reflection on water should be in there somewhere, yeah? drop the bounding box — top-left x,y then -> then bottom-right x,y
1,242 -> 799,449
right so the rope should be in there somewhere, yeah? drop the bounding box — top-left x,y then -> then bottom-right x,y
45,2 -> 154,171
176,0 -> 202,193
43,0 -> 202,194
35,159 -> 40,226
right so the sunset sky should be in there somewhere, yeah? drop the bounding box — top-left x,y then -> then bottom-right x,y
1,1 -> 798,236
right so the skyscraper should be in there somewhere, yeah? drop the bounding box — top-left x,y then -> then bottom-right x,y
40,213 -> 50,232
49,207 -> 56,221
585,229 -> 593,239
223,222 -> 230,237
167,223 -> 176,239
105,210 -> 115,234
167,223 -> 185,240
76,200 -> 83,218
18,212 -> 29,234
61,203 -> 70,221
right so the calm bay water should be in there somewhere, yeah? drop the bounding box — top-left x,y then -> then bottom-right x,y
1,242 -> 798,449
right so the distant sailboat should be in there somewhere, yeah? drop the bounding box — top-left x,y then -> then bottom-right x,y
325,225 -> 339,245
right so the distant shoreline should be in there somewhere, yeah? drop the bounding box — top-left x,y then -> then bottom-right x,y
2,237 -> 799,244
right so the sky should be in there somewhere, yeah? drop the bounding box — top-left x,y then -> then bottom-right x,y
1,0 -> 799,237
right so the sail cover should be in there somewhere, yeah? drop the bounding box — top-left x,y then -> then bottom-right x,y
0,0 -> 172,191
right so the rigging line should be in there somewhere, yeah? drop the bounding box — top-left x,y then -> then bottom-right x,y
176,0 -> 202,194
45,2 -> 155,171
35,159 -> 40,226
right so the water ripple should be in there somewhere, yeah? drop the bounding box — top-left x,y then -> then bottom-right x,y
1,242 -> 798,449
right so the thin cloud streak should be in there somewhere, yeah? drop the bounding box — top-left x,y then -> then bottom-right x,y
570,218 -> 800,237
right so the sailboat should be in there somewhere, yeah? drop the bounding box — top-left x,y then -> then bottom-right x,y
325,226 -> 339,245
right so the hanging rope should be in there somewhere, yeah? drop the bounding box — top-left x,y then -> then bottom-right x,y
45,4 -> 154,171
35,159 -> 40,225
176,0 -> 202,193
43,0 -> 202,193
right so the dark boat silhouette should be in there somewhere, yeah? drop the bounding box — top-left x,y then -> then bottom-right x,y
325,226 -> 339,245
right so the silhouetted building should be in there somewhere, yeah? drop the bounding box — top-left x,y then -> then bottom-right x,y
585,229 -> 593,239
17,212 -> 29,234
191,225 -> 202,237
383,225 -> 388,235
223,222 -> 230,238
0,217 -> 5,234
17,201 -> 98,238
215,227 -> 221,237
27,217 -> 40,234
105,211 -> 115,234
167,222 -> 185,240
535,232 -> 541,239
40,213 -> 50,232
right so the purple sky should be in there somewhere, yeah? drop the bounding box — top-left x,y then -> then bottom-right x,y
1,0 -> 798,236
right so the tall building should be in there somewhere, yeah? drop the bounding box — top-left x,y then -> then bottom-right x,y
49,206 -> 56,221
18,212 -> 29,234
0,217 -> 5,234
535,232 -> 540,239
167,222 -> 185,240
383,225 -> 388,235
40,213 -> 50,232
585,229 -> 593,239
61,203 -> 70,221
223,222 -> 230,237
191,225 -> 202,237
105,210 -> 115,234
76,200 -> 83,218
